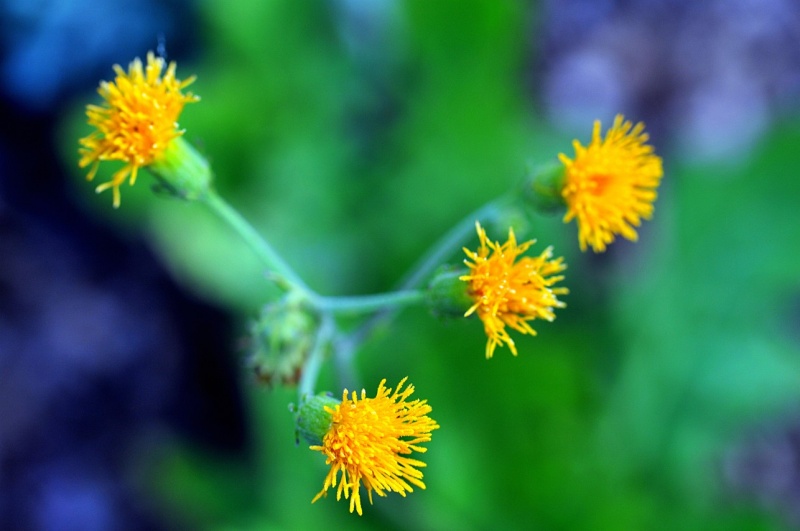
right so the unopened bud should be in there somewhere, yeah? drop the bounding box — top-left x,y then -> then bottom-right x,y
249,293 -> 319,387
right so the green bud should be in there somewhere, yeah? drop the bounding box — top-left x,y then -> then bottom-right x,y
249,293 -> 320,387
148,136 -> 212,201
426,266 -> 474,318
294,393 -> 340,446
522,162 -> 567,214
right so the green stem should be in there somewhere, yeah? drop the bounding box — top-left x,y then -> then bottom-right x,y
334,195 -> 512,365
398,195 -> 511,290
200,190 -> 311,294
298,314 -> 334,400
311,290 -> 425,314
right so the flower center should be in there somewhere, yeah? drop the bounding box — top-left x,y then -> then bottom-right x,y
586,173 -> 611,196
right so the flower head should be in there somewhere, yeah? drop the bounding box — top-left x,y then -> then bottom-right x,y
310,378 -> 439,516
461,222 -> 567,359
559,114 -> 663,252
78,51 -> 199,207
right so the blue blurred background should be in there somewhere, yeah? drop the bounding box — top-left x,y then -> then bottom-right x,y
2,0 -> 800,529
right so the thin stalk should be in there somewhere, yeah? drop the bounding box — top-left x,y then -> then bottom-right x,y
336,195 -> 512,364
332,329 -> 360,393
298,314 -> 334,400
200,190 -> 312,294
311,290 -> 425,315
398,195 -> 512,290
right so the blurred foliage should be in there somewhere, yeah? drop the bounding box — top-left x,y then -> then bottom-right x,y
64,0 -> 800,529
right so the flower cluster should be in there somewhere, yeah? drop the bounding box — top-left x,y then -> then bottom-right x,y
77,53 -> 664,518
461,222 -> 568,358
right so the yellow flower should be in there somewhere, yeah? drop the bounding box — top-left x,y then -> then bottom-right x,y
461,222 -> 567,359
310,378 -> 439,516
78,52 -> 199,207
559,114 -> 663,252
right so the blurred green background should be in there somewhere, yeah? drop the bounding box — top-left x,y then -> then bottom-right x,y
63,1 -> 800,529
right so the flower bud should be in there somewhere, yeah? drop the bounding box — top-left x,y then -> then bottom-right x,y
248,293 -> 319,387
